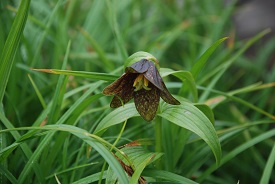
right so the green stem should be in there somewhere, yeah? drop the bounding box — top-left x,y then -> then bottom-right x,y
155,115 -> 162,169
98,120 -> 128,184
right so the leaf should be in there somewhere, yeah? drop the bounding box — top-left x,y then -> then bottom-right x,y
72,171 -> 106,184
160,68 -> 198,102
0,0 -> 31,103
190,37 -> 228,80
198,129 -> 275,182
106,146 -> 163,184
260,143 -> 275,184
94,103 -> 139,135
199,29 -> 271,102
159,101 -> 221,165
194,104 -> 215,125
32,69 -> 118,82
143,169 -> 198,184
1,124 -> 129,184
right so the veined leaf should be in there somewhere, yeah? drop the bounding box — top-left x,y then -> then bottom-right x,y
159,101 -> 221,165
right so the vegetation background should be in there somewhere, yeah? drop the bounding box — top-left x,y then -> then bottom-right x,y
0,0 -> 274,183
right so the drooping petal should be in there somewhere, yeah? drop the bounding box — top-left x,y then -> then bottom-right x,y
134,85 -> 160,121
126,59 -> 150,73
143,63 -> 164,91
103,73 -> 137,108
160,82 -> 180,105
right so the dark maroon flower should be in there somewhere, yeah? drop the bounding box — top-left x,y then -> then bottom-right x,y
103,59 -> 180,121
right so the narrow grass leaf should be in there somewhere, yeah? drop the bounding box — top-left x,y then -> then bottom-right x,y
143,169 -> 198,184
0,0 -> 30,103
79,27 -> 114,70
129,155 -> 154,184
199,29 -> 271,102
72,172 -> 106,184
28,74 -> 47,109
106,0 -> 128,60
260,143 -> 275,184
32,69 -> 118,81
54,125 -> 129,184
199,86 -> 275,120
159,102 -> 221,165
198,129 -> 275,182
191,37 -> 228,80
0,165 -> 18,184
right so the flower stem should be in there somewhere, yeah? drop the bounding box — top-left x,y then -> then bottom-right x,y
155,115 -> 162,169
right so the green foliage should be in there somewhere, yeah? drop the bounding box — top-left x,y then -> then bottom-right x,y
1,0 -> 275,183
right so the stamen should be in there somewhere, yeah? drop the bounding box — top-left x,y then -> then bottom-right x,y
133,74 -> 151,91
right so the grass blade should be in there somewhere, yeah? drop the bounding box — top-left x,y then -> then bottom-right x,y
190,37 -> 228,80
32,69 -> 118,81
0,0 -> 30,103
260,143 -> 275,184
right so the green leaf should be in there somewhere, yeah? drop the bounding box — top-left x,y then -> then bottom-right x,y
260,143 -> 275,184
0,165 -> 18,184
194,104 -> 215,125
199,29 -> 271,102
1,125 -> 129,184
72,171 -> 106,184
0,0 -> 31,103
198,129 -> 275,182
190,37 -> 228,80
159,101 -> 221,165
106,146 -> 163,183
32,69 -> 119,82
143,169 -> 198,184
94,103 -> 139,135
160,68 -> 198,102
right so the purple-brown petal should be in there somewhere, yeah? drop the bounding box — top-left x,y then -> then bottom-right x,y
134,85 -> 160,121
126,59 -> 150,73
103,73 -> 137,108
143,63 -> 164,91
160,82 -> 180,105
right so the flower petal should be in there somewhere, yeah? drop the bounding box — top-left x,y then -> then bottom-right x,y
143,63 -> 164,91
134,85 -> 160,121
103,73 -> 136,108
160,82 -> 180,105
126,59 -> 150,73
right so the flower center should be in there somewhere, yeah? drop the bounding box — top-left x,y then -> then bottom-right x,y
133,74 -> 151,91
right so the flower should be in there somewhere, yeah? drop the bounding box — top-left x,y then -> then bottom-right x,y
103,59 -> 180,121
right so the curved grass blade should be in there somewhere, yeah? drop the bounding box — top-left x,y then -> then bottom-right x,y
190,37 -> 228,80
94,103 -> 139,135
159,102 -> 221,165
198,129 -> 275,182
199,29 -> 271,102
0,125 -> 129,183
